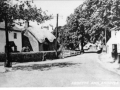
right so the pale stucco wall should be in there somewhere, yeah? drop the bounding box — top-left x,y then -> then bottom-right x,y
0,30 -> 22,52
107,31 -> 120,56
0,30 -> 6,52
9,31 -> 22,52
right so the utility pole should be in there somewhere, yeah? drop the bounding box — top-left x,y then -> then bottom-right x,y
105,29 -> 106,45
55,14 -> 58,57
104,7 -> 107,53
105,28 -> 107,52
4,13 -> 12,68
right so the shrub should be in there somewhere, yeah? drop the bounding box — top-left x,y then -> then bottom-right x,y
0,51 -> 59,62
0,50 -> 80,62
0,53 -> 5,62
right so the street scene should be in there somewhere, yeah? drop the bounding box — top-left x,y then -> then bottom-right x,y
0,53 -> 120,87
1,0 -> 120,87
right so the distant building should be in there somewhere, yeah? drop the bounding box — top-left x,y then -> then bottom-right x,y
107,30 -> 120,56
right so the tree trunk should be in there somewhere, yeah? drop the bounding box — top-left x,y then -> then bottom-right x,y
4,13 -> 12,67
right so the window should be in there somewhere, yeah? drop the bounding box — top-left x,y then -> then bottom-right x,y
14,33 -> 17,39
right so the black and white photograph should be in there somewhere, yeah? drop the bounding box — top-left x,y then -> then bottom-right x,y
0,0 -> 120,87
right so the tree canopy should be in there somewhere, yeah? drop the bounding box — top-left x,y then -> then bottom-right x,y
66,0 -> 120,45
0,0 -> 52,27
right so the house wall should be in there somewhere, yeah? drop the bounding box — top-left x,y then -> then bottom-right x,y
107,31 -> 120,55
22,31 -> 40,52
107,44 -> 112,56
0,30 -> 22,52
0,30 -> 6,52
9,31 -> 22,52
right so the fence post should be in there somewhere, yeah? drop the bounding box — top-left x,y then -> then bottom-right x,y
112,44 -> 118,61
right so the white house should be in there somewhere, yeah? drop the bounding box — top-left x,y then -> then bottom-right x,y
24,20 -> 56,51
0,20 -> 56,52
23,26 -> 56,52
107,30 -> 120,56
0,22 -> 23,52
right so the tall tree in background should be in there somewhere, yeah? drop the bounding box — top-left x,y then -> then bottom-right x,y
66,0 -> 120,47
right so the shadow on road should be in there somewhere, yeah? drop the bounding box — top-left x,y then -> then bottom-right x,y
12,62 -> 81,71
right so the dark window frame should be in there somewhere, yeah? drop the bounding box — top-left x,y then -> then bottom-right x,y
14,33 -> 17,39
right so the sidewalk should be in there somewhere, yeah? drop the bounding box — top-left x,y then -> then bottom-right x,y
98,53 -> 120,75
0,56 -> 78,72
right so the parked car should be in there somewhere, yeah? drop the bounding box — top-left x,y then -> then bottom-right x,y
83,43 -> 94,50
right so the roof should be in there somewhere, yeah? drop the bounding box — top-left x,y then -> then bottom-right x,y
111,27 -> 120,31
29,20 -> 54,32
0,20 -> 55,33
26,26 -> 56,43
0,22 -> 25,32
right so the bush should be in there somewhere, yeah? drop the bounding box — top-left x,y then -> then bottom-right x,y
0,53 -> 6,62
0,50 -> 80,62
0,51 -> 60,62
11,52 -> 44,62
42,51 -> 61,60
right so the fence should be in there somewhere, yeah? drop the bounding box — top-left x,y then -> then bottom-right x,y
62,50 -> 81,58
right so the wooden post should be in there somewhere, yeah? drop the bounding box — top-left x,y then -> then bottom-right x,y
4,13 -> 12,68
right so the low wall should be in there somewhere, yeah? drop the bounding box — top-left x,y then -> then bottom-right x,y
62,50 -> 81,58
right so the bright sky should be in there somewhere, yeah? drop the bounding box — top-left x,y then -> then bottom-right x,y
34,0 -> 85,27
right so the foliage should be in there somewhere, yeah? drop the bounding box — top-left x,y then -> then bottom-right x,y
0,50 -> 81,62
0,51 -> 59,62
0,0 -> 52,27
53,25 -> 73,49
66,0 -> 120,45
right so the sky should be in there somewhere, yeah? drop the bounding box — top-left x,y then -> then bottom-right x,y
34,0 -> 85,27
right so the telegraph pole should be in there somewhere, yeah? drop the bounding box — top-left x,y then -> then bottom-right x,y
105,29 -> 106,45
55,14 -> 58,57
105,28 -> 107,52
104,7 -> 107,53
4,13 -> 12,68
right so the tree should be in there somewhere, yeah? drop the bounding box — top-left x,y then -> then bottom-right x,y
66,13 -> 92,50
0,0 -> 52,67
0,0 -> 52,26
66,0 -> 120,47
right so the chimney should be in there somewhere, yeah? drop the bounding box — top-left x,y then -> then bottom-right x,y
25,21 -> 29,29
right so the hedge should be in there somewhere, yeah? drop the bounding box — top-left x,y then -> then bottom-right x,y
0,50 -> 81,62
0,53 -> 6,62
0,51 -> 59,62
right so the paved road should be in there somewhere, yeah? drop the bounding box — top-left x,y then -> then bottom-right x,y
1,53 -> 120,87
